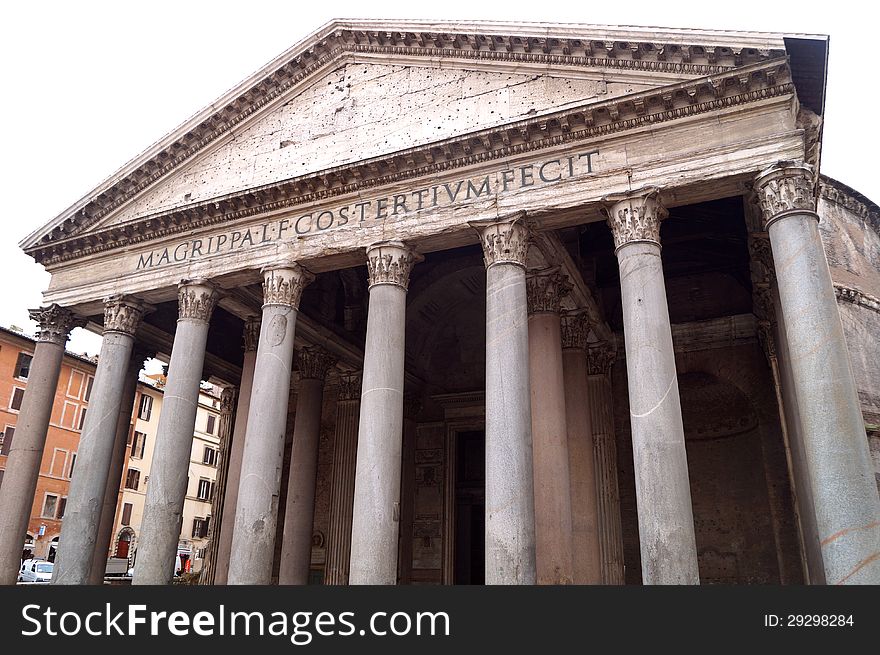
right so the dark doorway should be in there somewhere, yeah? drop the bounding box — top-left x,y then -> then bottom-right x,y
454,430 -> 485,584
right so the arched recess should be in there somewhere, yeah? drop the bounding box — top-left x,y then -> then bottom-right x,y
676,345 -> 804,584
405,255 -> 486,395
114,527 -> 136,560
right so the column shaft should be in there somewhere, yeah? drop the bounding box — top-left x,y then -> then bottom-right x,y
324,374 -> 361,585
527,271 -> 573,584
350,241 -> 415,585
88,350 -> 144,584
604,190 -> 699,585
279,349 -> 334,585
0,305 -> 81,586
587,345 -> 625,584
198,385 -> 237,584
133,281 -> 217,585
228,266 -> 311,585
473,217 -> 536,585
213,319 -> 259,584
55,298 -> 146,585
561,313 -> 601,584
756,162 -> 880,584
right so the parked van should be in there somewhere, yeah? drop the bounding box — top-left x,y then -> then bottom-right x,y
18,559 -> 53,583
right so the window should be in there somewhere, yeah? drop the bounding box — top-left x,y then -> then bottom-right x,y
205,414 -> 216,435
67,370 -> 85,398
67,453 -> 76,478
125,468 -> 140,490
84,376 -> 94,402
42,494 -> 58,519
57,497 -> 67,519
50,449 -> 67,477
78,407 -> 88,431
121,503 -> 133,526
138,394 -> 153,421
196,478 -> 214,501
0,426 -> 14,455
131,431 -> 147,459
192,516 -> 210,539
202,446 -> 218,467
14,353 -> 32,380
10,388 -> 25,411
60,401 -> 77,428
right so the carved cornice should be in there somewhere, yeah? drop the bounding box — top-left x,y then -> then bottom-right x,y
337,371 -> 362,401
587,342 -> 616,376
178,279 -> 219,322
819,177 -> 880,237
834,284 -> 880,314
366,241 -> 417,290
602,188 -> 667,251
242,316 -> 261,352
26,56 -> 793,266
560,310 -> 593,350
262,264 -> 313,308
472,215 -> 531,269
103,295 -> 148,337
297,346 -> 336,381
754,161 -> 817,228
27,304 -> 86,346
526,269 -> 571,314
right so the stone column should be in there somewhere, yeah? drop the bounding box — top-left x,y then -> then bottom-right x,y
603,189 -> 699,585
526,268 -> 574,584
133,280 -> 219,585
349,241 -> 417,585
278,347 -> 336,585
198,385 -> 237,585
587,343 -> 625,585
471,216 -> 537,585
88,346 -> 151,584
228,264 -> 312,585
755,161 -> 880,585
561,311 -> 602,584
54,296 -> 148,585
0,305 -> 83,586
214,317 -> 260,584
324,372 -> 361,585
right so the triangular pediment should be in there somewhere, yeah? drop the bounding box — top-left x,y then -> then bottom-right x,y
23,19 -> 824,260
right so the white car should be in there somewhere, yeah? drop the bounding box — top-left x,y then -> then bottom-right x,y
18,559 -> 53,583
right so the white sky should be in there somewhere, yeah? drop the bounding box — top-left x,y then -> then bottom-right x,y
0,0 -> 875,358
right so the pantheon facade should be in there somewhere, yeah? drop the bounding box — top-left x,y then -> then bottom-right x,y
1,20 -> 878,585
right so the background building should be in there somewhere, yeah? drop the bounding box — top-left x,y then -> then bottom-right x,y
0,326 -> 97,562
110,375 -> 222,575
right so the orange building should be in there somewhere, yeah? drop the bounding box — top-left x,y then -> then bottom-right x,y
0,326 -> 137,564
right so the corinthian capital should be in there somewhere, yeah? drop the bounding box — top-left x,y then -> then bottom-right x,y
337,371 -> 362,401
470,215 -> 531,269
297,346 -> 336,381
560,310 -> 593,350
27,304 -> 86,346
262,264 -> 313,309
587,342 -> 616,376
103,295 -> 149,337
242,316 -> 261,352
526,268 -> 571,315
178,279 -> 219,322
366,241 -> 418,290
754,161 -> 817,228
602,188 -> 667,251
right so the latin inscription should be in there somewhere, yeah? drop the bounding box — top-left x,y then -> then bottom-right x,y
136,150 -> 599,270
